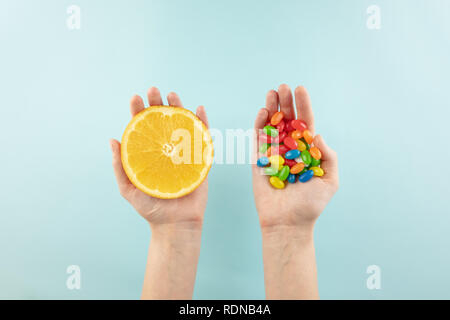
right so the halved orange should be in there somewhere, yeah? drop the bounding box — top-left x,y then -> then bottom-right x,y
121,106 -> 213,199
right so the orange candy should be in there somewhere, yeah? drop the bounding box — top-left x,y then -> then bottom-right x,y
290,162 -> 305,174
309,147 -> 322,160
270,111 -> 284,126
291,130 -> 303,140
303,130 -> 314,144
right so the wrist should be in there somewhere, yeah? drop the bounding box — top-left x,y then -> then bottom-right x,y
150,222 -> 203,247
261,224 -> 315,245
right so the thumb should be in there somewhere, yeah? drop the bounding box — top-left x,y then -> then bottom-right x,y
312,135 -> 339,184
252,108 -> 270,185
196,105 -> 209,128
110,139 -> 133,197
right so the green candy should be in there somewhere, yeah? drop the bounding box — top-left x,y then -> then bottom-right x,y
300,138 -> 310,150
301,150 -> 312,166
259,143 -> 270,154
264,167 -> 278,176
310,158 -> 321,167
263,125 -> 279,137
299,168 -> 308,175
278,165 -> 290,181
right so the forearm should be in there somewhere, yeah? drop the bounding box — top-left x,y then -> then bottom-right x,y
142,223 -> 203,300
261,225 -> 319,300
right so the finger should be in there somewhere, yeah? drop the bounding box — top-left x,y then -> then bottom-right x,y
167,92 -> 183,107
147,87 -> 163,106
313,135 -> 338,182
252,107 -> 268,166
254,107 -> 268,130
265,90 -> 279,119
130,95 -> 145,117
278,84 -> 296,120
110,139 -> 134,196
196,105 -> 209,128
252,108 -> 270,182
295,86 -> 315,134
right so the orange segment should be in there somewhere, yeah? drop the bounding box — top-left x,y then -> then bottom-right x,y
121,106 -> 213,199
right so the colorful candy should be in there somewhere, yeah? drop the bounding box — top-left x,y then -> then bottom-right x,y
310,158 -> 321,167
290,162 -> 305,174
287,173 -> 297,183
257,156 -> 270,167
301,150 -> 312,166
264,167 -> 278,176
276,120 -> 285,133
278,165 -> 290,181
259,115 -> 324,189
284,159 -> 297,167
291,119 -> 308,132
285,149 -> 301,160
291,130 -> 303,140
283,136 -> 298,150
270,111 -> 284,126
297,140 -> 307,151
269,176 -> 285,189
269,155 -> 284,170
268,144 -> 289,156
309,147 -> 321,160
263,125 -> 279,137
259,143 -> 269,154
299,169 -> 314,183
310,166 -> 324,177
303,130 -> 314,144
285,120 -> 294,132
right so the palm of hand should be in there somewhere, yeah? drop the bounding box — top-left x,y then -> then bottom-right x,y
254,174 -> 337,228
125,181 -> 207,225
111,87 -> 209,227
252,85 -> 339,229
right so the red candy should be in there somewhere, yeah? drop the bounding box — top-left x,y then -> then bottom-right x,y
291,119 -> 308,132
276,119 -> 285,133
267,144 -> 289,156
271,131 -> 287,144
259,134 -> 272,144
284,159 -> 297,167
278,144 -> 290,155
259,131 -> 287,144
285,120 -> 294,132
283,136 -> 298,150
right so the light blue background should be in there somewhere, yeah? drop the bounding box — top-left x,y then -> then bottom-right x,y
1,0 -> 449,299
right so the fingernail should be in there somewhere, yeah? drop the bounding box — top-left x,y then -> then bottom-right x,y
109,139 -> 114,152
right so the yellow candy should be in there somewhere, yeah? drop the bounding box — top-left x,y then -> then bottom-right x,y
297,140 -> 307,152
269,155 -> 284,170
269,176 -> 285,189
310,166 -> 324,177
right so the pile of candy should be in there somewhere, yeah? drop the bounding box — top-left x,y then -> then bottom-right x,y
257,111 -> 324,189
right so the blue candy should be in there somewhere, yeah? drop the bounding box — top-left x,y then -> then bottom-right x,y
257,156 -> 270,167
298,170 -> 314,183
284,149 -> 301,160
287,173 -> 297,183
